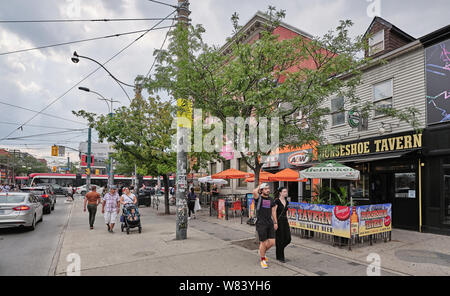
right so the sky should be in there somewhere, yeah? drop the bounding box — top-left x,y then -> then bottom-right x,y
0,0 -> 448,165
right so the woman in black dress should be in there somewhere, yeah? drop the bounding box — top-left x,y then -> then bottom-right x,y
273,187 -> 291,263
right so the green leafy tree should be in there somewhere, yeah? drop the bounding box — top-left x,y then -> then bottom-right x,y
140,7 -> 415,187
73,94 -> 176,214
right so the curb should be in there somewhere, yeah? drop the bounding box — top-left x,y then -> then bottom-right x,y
47,198 -> 75,276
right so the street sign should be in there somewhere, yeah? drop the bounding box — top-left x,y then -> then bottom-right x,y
52,166 -> 57,172
85,168 -> 90,175
95,169 -> 100,175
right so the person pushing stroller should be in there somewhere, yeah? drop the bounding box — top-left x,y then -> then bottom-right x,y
120,187 -> 142,234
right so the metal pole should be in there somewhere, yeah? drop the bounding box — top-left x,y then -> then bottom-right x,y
175,0 -> 190,240
86,127 -> 92,189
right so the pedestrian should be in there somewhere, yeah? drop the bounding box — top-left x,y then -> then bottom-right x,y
211,184 -> 219,197
83,185 -> 101,230
187,187 -> 197,219
102,186 -> 120,233
273,187 -> 291,263
67,185 -> 74,201
120,187 -> 137,205
252,183 -> 276,269
118,184 -> 123,196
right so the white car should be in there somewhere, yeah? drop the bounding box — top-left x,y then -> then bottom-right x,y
76,185 -> 104,195
0,192 -> 44,230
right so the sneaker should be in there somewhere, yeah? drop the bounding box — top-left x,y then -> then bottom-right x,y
260,260 -> 268,269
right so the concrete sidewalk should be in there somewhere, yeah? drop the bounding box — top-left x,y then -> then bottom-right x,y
55,197 -> 450,276
54,197 -> 307,276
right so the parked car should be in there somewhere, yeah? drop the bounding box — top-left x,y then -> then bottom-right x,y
76,185 -> 104,196
37,183 -> 67,195
20,187 -> 55,214
0,192 -> 44,230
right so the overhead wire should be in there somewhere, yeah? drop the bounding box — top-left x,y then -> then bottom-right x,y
146,17 -> 176,78
0,100 -> 87,125
0,17 -> 176,23
0,9 -> 177,143
0,25 -> 176,56
0,120 -> 86,130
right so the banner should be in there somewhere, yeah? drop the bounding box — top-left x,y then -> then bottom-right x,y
356,204 -> 392,237
287,203 -> 351,238
218,199 -> 225,220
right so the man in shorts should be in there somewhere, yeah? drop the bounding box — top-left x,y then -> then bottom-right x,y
101,185 -> 120,233
252,183 -> 277,269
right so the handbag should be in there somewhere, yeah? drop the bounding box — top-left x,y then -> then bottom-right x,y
194,198 -> 201,211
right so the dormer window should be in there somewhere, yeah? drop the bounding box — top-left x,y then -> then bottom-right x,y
369,30 -> 385,56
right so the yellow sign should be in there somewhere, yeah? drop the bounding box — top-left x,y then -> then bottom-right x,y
85,168 -> 90,175
95,169 -> 100,175
51,145 -> 58,156
52,166 -> 57,172
321,132 -> 422,159
177,98 -> 192,128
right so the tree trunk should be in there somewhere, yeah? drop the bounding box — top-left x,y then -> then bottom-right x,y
163,174 -> 170,215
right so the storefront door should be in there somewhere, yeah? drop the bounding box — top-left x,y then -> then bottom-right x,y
444,171 -> 450,225
288,182 -> 299,202
370,171 -> 419,230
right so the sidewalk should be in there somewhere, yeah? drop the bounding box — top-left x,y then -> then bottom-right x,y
55,197 -> 450,276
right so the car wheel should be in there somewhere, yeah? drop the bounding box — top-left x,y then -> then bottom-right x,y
29,216 -> 36,231
46,206 -> 51,214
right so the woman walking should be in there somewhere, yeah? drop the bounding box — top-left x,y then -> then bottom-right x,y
273,187 -> 291,263
187,187 -> 197,219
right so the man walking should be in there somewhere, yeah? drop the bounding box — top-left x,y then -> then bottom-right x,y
252,183 -> 276,269
102,185 -> 120,233
83,185 -> 101,230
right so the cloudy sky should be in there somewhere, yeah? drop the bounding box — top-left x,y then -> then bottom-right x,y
0,0 -> 448,164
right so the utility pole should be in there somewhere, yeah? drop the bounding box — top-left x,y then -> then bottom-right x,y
86,127 -> 92,189
175,0 -> 190,240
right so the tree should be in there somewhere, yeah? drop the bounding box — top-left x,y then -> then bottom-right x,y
141,7 -> 414,186
73,94 -> 176,214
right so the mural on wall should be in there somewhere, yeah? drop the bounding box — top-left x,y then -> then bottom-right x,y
426,38 -> 450,124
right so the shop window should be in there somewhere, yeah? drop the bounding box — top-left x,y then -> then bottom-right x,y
238,158 -> 247,188
394,173 -> 416,199
223,160 -> 231,171
331,96 -> 345,126
351,173 -> 370,201
373,79 -> 393,117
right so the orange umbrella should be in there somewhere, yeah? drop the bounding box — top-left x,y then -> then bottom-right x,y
211,168 -> 254,179
245,171 -> 275,183
268,168 -> 307,182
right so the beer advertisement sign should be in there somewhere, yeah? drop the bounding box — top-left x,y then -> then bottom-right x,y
356,204 -> 392,237
287,203 -> 351,238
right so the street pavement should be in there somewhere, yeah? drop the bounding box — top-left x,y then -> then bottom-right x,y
54,196 -> 450,276
0,195 -> 73,276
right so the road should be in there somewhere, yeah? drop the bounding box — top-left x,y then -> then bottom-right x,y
0,195 -> 72,276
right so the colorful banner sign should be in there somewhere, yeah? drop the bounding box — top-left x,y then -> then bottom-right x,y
287,203 -> 351,238
287,203 -> 392,238
356,204 -> 392,237
218,199 -> 226,220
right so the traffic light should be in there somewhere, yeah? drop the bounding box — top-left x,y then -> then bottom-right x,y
85,168 -> 90,175
51,145 -> 58,156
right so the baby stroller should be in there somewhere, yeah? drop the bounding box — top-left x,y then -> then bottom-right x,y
121,203 -> 142,234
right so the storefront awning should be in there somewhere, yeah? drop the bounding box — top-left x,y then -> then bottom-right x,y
338,151 -> 415,163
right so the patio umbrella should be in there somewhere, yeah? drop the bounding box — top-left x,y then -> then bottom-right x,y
244,171 -> 275,183
268,168 -> 307,182
198,176 -> 228,185
299,160 -> 360,205
211,168 -> 254,179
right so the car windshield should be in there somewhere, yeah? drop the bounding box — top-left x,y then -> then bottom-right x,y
0,195 -> 26,203
21,189 -> 45,195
